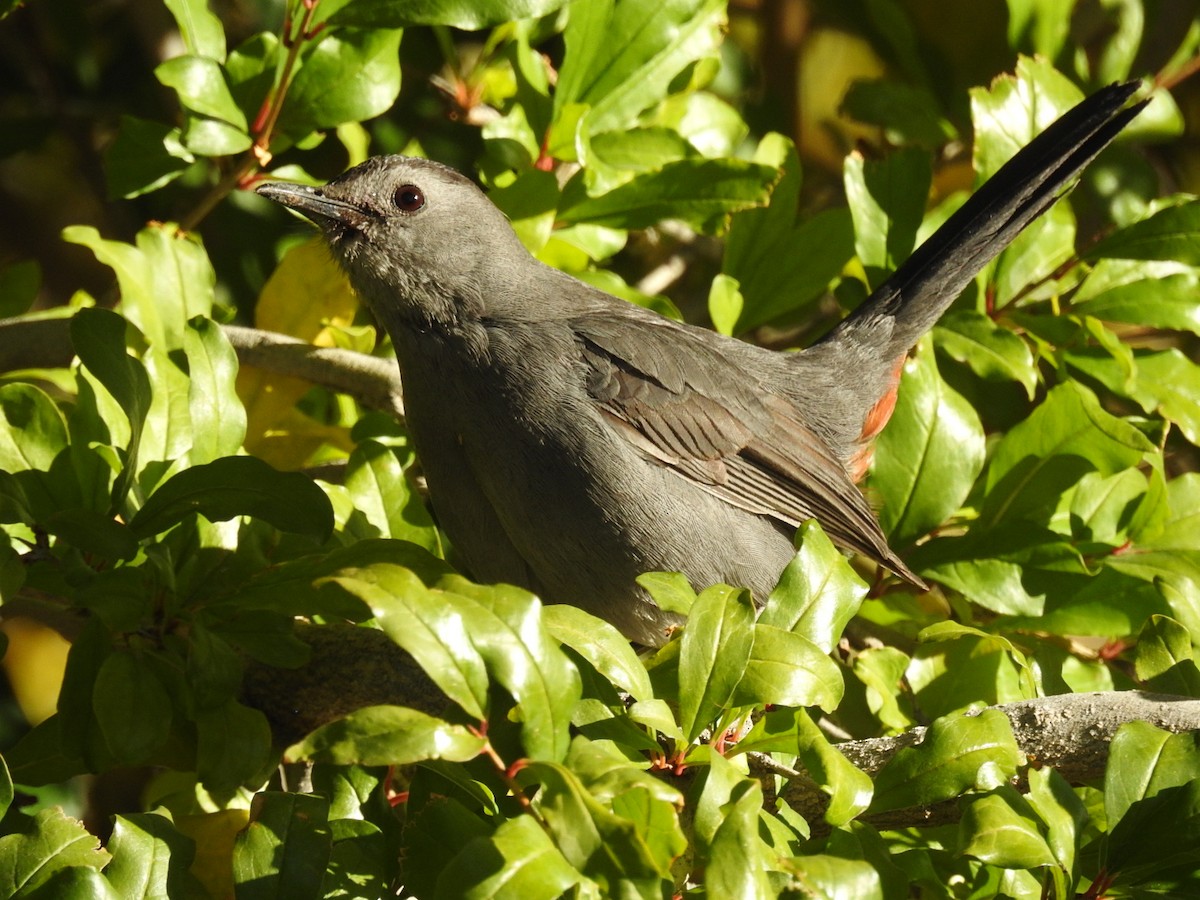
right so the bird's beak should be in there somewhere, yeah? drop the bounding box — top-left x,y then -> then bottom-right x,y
255,182 -> 374,231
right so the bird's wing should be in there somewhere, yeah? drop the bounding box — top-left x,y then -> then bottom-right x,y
574,313 -> 924,585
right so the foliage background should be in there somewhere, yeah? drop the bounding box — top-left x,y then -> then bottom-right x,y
0,0 -> 1199,897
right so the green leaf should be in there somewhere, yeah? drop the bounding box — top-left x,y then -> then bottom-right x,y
980,381 -> 1153,527
1069,468 -> 1153,544
129,455 -> 334,541
0,808 -> 110,896
329,0 -> 570,29
873,341 -> 985,547
163,0 -> 226,60
1025,767 -> 1087,877
1099,780 -> 1200,888
487,169 -> 560,253
1106,473 -> 1200,586
105,813 -> 205,900
0,382 -> 68,474
1134,615 -> 1200,696
760,520 -> 868,651
677,584 -> 755,742
851,646 -> 915,732
337,565 -> 489,718
1073,267 -> 1200,337
435,814 -> 583,899
558,158 -> 776,234
93,651 -> 173,764
232,793 -> 332,900
959,787 -> 1057,869
225,539 -> 445,618
154,55 -> 250,155
156,56 -> 246,126
777,850 -> 885,900
844,146 -> 931,289
970,57 -> 1084,183
195,701 -> 273,794
70,308 -> 152,511
870,708 -> 1023,813
0,259 -> 41,318
934,310 -> 1038,397
542,604 -> 654,701
104,116 -> 194,199
44,509 -> 138,562
0,756 -> 12,819
289,705 -> 486,766
635,571 -> 696,616
1006,0 -> 1073,58
1115,349 -> 1200,445
518,761 -> 672,892
842,79 -> 957,147
969,59 -> 1084,305
19,865 -> 122,899
63,224 -> 215,352
700,752 -> 773,896
793,711 -> 874,826
554,0 -> 726,135
1086,199 -> 1200,265
722,134 -> 855,332
1105,720 -> 1200,828
732,624 -> 843,710
996,567 -> 1171,637
183,316 -> 245,464
588,127 -> 694,173
278,29 -> 403,139
435,578 -> 582,761
345,439 -> 440,552
707,273 -> 743,337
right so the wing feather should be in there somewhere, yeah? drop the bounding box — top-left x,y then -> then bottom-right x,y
575,314 -> 924,587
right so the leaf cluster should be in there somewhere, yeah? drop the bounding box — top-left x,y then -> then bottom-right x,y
0,0 -> 1199,897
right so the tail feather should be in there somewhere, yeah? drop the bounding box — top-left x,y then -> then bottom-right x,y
827,81 -> 1146,354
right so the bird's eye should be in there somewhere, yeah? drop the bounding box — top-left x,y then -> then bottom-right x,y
394,185 -> 425,212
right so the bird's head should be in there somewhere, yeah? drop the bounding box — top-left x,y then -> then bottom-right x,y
257,156 -> 530,328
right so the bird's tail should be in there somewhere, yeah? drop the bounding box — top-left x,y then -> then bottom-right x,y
825,80 -> 1146,357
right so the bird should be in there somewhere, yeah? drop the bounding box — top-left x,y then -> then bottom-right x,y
257,81 -> 1145,646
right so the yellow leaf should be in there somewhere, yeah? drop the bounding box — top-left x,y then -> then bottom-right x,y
176,808 -> 250,900
0,617 -> 70,725
239,239 -> 360,466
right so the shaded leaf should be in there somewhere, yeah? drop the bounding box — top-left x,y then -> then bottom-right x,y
845,146 -> 931,289
129,455 -> 334,541
93,651 -> 172,764
559,158 -> 775,233
723,134 -> 855,331
329,0 -> 570,29
232,793 -> 331,900
290,705 -> 486,766
435,815 -> 583,899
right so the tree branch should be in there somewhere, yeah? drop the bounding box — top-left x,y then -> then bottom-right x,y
755,691 -> 1200,835
0,317 -> 405,422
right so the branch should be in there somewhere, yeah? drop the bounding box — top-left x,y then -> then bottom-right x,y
0,317 -> 405,421
222,325 -> 405,421
755,691 -> 1200,835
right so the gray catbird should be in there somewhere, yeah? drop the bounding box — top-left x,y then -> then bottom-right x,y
258,82 -> 1145,645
